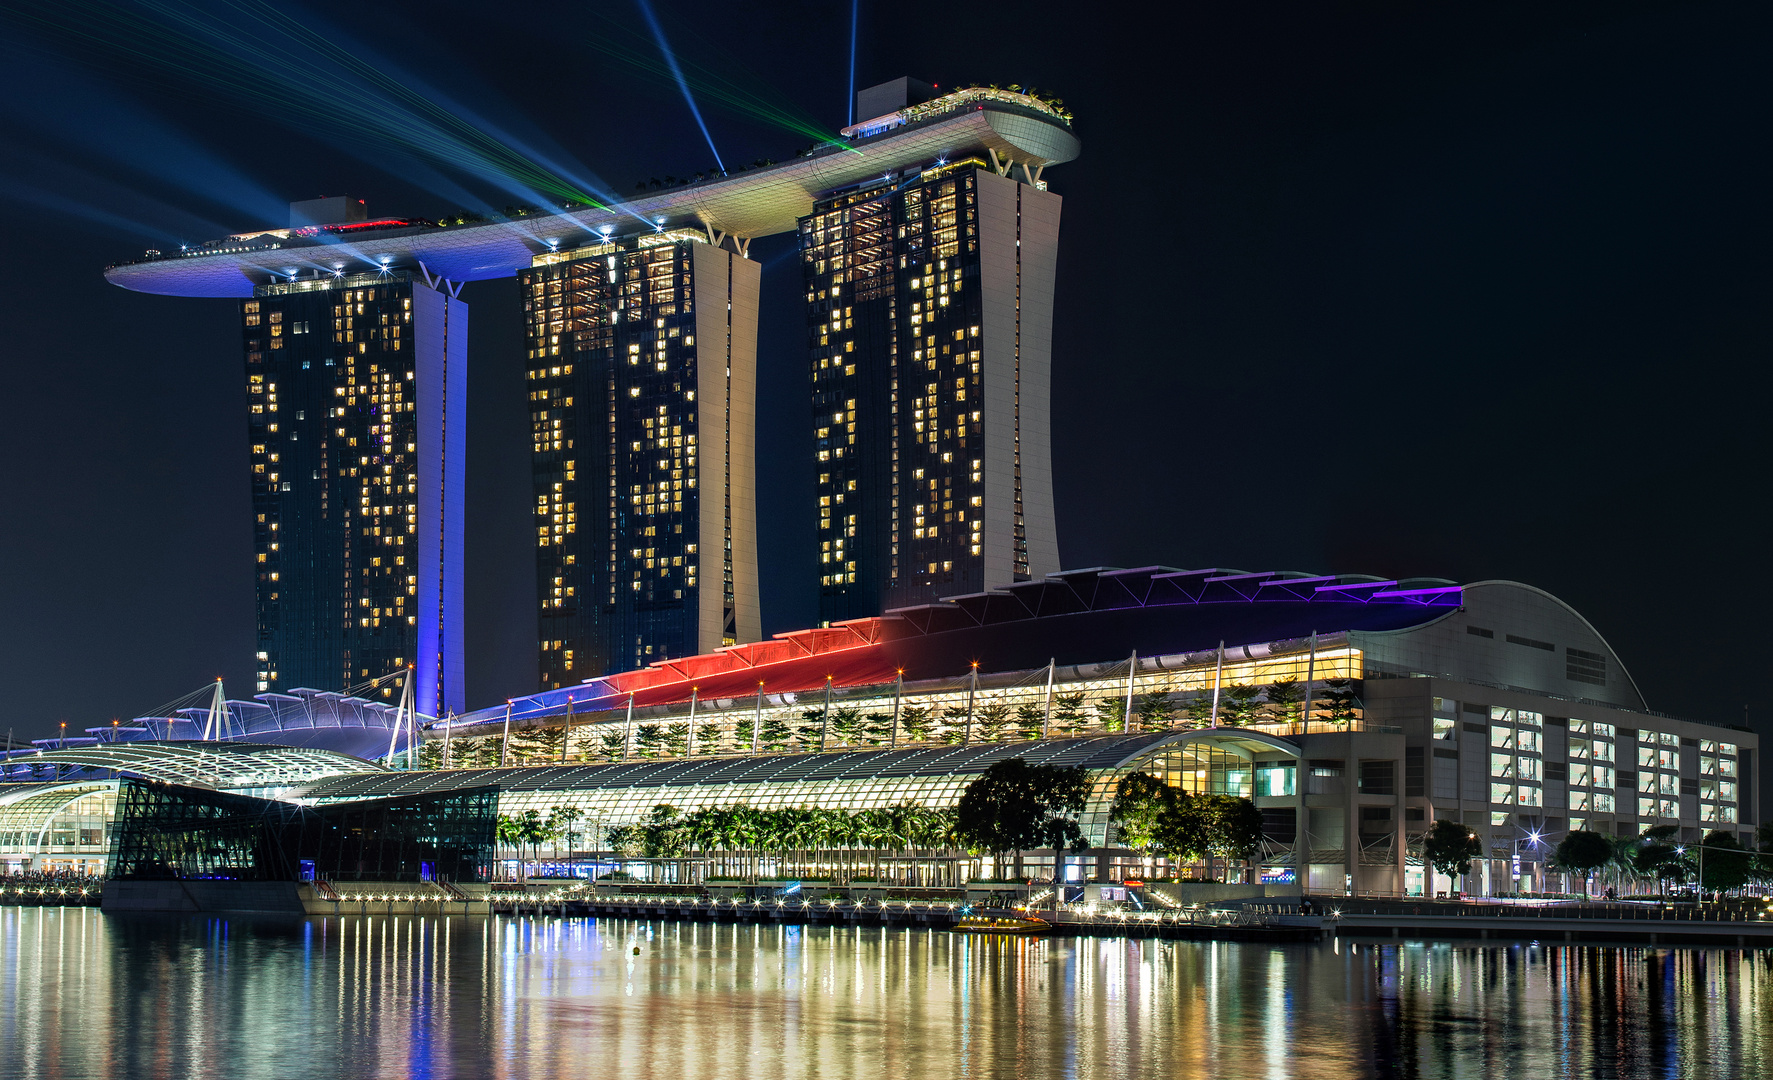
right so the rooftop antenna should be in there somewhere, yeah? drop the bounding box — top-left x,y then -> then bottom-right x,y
202,678 -> 230,741
847,0 -> 859,127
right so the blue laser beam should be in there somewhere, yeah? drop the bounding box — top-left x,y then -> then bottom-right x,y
635,0 -> 723,172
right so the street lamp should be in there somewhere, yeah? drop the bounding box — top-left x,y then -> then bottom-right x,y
1676,844 -> 1703,902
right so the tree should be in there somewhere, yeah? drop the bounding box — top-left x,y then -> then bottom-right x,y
1183,693 -> 1215,728
598,728 -> 626,762
1108,773 -> 1261,882
975,703 -> 1011,742
831,707 -> 864,747
634,724 -> 663,757
1095,697 -> 1128,733
1423,819 -> 1483,890
1050,692 -> 1088,736
759,714 -> 791,751
940,703 -> 971,743
1219,684 -> 1263,728
1265,677 -> 1302,726
1109,771 -> 1176,852
899,705 -> 934,743
1756,822 -> 1773,884
696,722 -> 722,754
641,804 -> 687,860
1014,702 -> 1046,741
953,758 -> 1091,872
664,722 -> 690,757
1320,680 -> 1361,728
1135,689 -> 1174,733
495,814 -> 524,860
795,708 -> 826,750
606,823 -> 644,859
1700,830 -> 1753,896
862,712 -> 894,745
1634,824 -> 1693,891
514,809 -> 552,865
1199,794 -> 1264,882
1551,830 -> 1613,898
549,805 -> 584,862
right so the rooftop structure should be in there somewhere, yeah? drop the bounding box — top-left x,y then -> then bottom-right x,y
0,742 -> 379,794
103,87 -> 1081,298
0,568 -> 1755,896
452,565 -> 1461,728
22,684 -> 424,763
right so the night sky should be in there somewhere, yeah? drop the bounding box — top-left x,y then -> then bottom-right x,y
1,2 -> 1768,793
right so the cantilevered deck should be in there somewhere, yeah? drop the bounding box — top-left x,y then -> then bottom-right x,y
103,89 -> 1081,297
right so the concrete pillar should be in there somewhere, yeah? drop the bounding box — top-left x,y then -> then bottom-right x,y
1344,735 -> 1359,894
1395,791 -> 1407,897
1294,753 -> 1310,890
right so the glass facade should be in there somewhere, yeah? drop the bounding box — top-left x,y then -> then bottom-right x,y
243,270 -> 465,715
437,643 -> 1366,767
109,779 -> 497,882
800,164 -> 1058,621
518,233 -> 757,686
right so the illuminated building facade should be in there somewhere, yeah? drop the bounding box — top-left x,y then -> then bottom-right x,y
243,267 -> 465,717
399,569 -> 1756,898
801,161 -> 1061,622
517,231 -> 761,687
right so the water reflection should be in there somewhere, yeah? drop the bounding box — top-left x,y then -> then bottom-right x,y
0,908 -> 1764,1078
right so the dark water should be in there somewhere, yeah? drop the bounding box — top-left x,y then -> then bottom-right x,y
0,908 -> 1765,1079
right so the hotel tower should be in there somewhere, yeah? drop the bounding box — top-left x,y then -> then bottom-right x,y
802,82 -> 1063,621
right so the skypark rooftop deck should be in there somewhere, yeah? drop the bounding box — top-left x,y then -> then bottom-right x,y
104,88 -> 1080,298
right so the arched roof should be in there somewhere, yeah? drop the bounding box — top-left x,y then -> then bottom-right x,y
4,743 -> 381,791
0,783 -> 117,847
454,566 -> 1459,732
293,727 -> 1303,805
1351,579 -> 1648,709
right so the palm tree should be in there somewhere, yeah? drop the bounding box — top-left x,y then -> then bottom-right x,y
519,809 -> 551,868
495,814 -> 525,879
552,805 -> 583,868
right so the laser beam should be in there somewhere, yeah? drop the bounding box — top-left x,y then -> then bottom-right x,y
635,0 -> 724,173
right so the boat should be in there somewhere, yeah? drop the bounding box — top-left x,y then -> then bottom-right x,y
950,911 -> 1052,935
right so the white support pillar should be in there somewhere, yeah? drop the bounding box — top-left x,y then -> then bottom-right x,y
751,683 -> 764,754
1209,642 -> 1225,727
890,672 -> 903,748
1043,659 -> 1055,738
1123,651 -> 1138,732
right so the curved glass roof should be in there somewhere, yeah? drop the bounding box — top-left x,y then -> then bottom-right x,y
0,783 -> 116,846
293,730 -> 1307,847
7,743 -> 382,791
295,732 -> 1185,803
